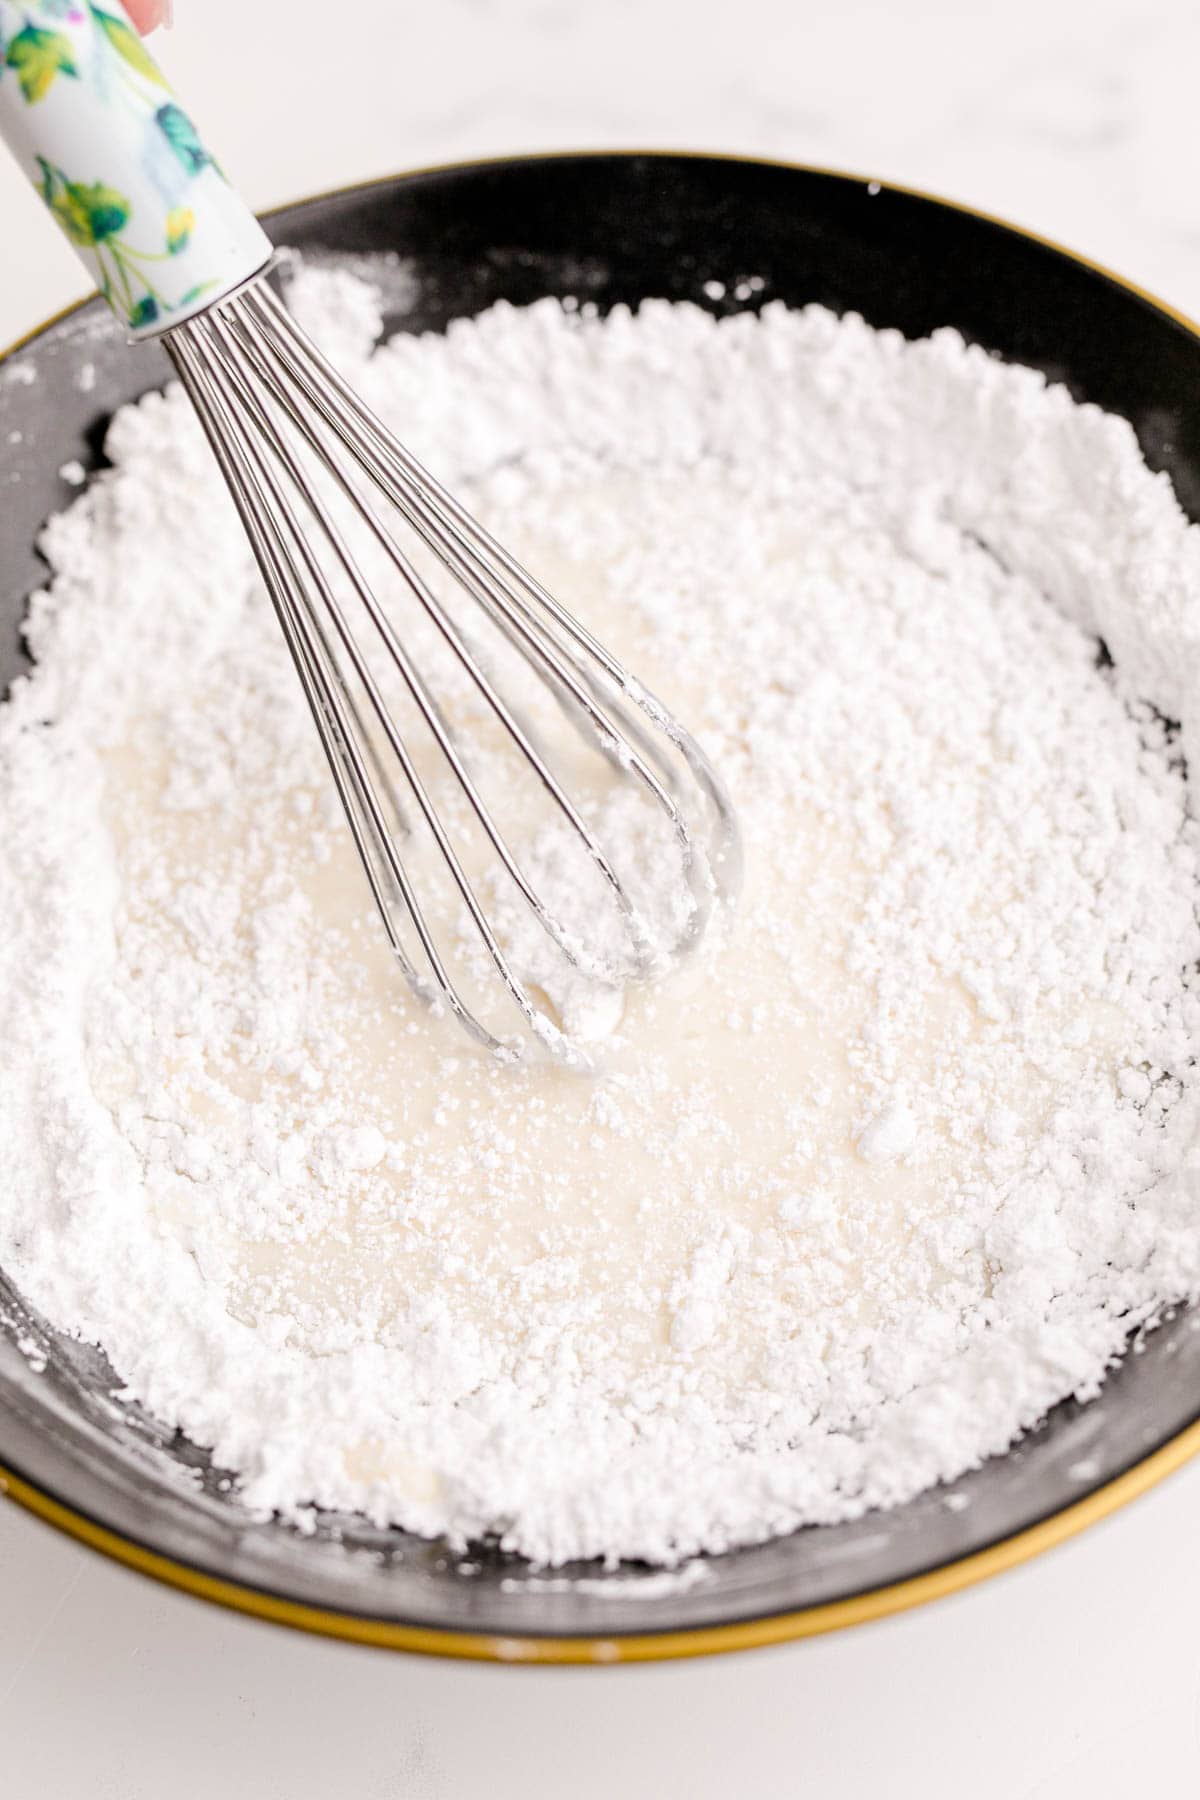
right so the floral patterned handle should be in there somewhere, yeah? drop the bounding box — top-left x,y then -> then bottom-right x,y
0,1 -> 271,336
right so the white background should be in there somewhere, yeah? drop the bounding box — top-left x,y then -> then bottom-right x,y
3,0 -> 1200,1792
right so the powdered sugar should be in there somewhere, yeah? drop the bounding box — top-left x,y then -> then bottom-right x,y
2,270 -> 1200,1565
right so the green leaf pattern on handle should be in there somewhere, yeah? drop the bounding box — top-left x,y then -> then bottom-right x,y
0,0 -> 267,332
39,166 -> 130,244
5,25 -> 78,103
165,203 -> 192,254
156,100 -> 212,175
177,279 -> 220,306
35,151 -> 178,316
87,4 -> 169,88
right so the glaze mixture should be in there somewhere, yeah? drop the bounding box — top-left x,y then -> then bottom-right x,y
2,270 -> 1200,1564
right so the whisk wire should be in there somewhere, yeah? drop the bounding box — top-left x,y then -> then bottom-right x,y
245,287 -> 698,860
164,276 -> 741,1059
169,326 -> 509,1051
208,306 -> 641,982
179,324 -> 575,1056
255,284 -> 705,793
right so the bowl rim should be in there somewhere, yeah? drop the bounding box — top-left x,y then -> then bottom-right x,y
4,147 -> 1200,1664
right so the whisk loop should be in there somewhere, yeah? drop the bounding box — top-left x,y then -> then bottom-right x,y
164,277 -> 740,1062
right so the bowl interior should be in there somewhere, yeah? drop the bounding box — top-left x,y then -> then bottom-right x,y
2,153 -> 1199,1650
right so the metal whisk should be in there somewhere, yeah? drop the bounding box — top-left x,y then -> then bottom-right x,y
165,278 -> 739,1057
0,4 -> 738,1060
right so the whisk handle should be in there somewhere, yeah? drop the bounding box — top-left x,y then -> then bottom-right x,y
0,1 -> 270,337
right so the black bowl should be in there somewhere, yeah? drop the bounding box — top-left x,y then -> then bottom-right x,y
2,153 -> 1199,1662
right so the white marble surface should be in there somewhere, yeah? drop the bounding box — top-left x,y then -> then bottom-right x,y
3,0 -> 1200,1792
